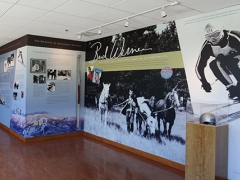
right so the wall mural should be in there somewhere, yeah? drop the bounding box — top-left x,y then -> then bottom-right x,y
176,5 -> 240,178
85,21 -> 192,164
10,46 -> 79,138
176,5 -> 240,123
0,49 -> 18,127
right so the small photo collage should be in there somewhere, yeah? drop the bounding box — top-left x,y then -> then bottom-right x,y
30,58 -> 71,92
87,66 -> 102,84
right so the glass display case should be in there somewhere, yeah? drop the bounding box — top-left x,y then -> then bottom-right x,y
187,101 -> 240,126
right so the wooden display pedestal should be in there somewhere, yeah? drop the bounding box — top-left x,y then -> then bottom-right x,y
185,121 -> 228,180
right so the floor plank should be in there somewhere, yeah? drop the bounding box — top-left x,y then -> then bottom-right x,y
0,128 -> 185,180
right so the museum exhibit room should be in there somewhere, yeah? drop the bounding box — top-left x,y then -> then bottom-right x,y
0,0 -> 240,179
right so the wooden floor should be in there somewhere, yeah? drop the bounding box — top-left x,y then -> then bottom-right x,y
0,128 -> 185,180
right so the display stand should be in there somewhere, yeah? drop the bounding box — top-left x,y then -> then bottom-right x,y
185,121 -> 228,180
189,102 -> 231,125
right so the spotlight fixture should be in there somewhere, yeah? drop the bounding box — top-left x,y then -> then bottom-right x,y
98,28 -> 102,35
125,18 -> 130,27
161,8 -> 167,18
170,1 -> 178,6
77,34 -> 82,40
75,1 -> 179,38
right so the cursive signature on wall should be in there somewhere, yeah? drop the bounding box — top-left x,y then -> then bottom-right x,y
89,37 -> 152,64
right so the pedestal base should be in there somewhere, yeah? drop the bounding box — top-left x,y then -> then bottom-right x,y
185,121 -> 228,180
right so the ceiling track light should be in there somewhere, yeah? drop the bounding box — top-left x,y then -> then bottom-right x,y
125,18 -> 130,27
170,1 -> 178,6
75,1 -> 178,38
98,28 -> 102,35
77,34 -> 82,40
161,8 -> 167,18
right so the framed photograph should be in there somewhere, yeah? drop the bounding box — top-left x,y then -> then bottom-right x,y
3,60 -> 7,72
30,59 -> 46,73
47,69 -> 57,80
57,70 -> 71,80
13,92 -> 17,100
33,75 -> 46,84
92,68 -> 102,84
47,82 -> 56,92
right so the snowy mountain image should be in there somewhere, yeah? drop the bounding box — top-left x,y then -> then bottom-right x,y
10,113 -> 77,137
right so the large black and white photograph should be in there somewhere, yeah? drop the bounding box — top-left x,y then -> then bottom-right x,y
85,69 -> 190,164
86,22 -> 179,61
84,21 -> 192,164
176,4 -> 240,121
176,5 -> 240,180
30,58 -> 46,73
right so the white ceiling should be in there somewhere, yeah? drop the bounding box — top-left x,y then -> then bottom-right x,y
0,0 -> 239,46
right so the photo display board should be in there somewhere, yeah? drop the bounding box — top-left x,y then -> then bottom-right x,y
85,22 -> 191,165
10,46 -> 81,137
176,5 -> 240,178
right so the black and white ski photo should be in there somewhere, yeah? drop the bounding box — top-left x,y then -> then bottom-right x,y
176,5 -> 240,123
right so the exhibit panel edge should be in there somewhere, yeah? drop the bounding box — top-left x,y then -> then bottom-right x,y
175,5 -> 240,179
